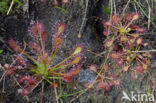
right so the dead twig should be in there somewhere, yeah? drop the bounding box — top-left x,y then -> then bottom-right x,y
9,41 -> 27,68
146,0 -> 151,30
121,0 -> 131,16
2,75 -> 5,93
0,72 -> 6,82
7,0 -> 14,15
87,49 -> 105,57
70,92 -> 85,103
54,87 -> 59,103
132,49 -> 156,53
13,76 -> 24,89
78,0 -> 89,38
40,81 -> 44,103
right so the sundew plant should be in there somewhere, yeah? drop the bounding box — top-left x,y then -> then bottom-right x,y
85,13 -> 152,91
6,22 -> 83,99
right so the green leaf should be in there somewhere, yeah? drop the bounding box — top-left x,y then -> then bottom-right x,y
54,6 -> 66,14
14,0 -> 22,8
0,50 -> 3,54
31,68 -> 40,74
102,4 -> 111,15
0,1 -> 9,14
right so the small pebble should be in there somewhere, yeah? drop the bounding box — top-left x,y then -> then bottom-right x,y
17,89 -> 22,93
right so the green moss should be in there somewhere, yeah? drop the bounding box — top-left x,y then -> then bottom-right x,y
0,1 -> 9,14
0,0 -> 22,14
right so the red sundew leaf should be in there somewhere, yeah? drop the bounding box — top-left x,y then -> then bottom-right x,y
142,63 -> 149,71
30,43 -> 41,53
104,39 -> 114,48
5,67 -> 17,76
142,58 -> 151,65
19,75 -> 32,84
129,38 -> 135,44
89,64 -> 97,72
103,64 -> 111,70
16,55 -> 27,66
47,68 -> 51,72
127,40 -> 134,48
70,55 -> 82,65
103,31 -> 109,36
62,76 -> 72,83
120,36 -> 128,42
126,56 -> 131,62
51,82 -> 58,88
98,82 -> 107,89
98,82 -> 112,91
62,0 -> 70,4
35,22 -> 45,35
136,27 -> 144,33
110,73 -> 117,79
131,24 -> 139,29
135,65 -> 144,73
131,24 -> 144,33
5,70 -> 13,76
113,45 -> 118,50
135,27 -> 144,33
53,36 -> 64,48
111,14 -> 120,24
19,77 -> 26,84
62,68 -> 81,82
62,70 -> 76,82
72,45 -> 83,56
113,45 -> 123,52
126,14 -> 133,21
5,69 -> 15,76
57,23 -> 66,36
104,85 -> 112,92
136,38 -> 143,45
72,68 -> 81,76
31,25 -> 38,36
131,24 -> 142,33
110,52 -> 121,59
122,49 -> 128,54
122,65 -> 130,72
113,79 -> 121,87
131,34 -> 140,38
42,31 -> 47,45
8,39 -> 22,53
132,13 -> 140,21
103,21 -> 112,26
40,52 -> 51,64
27,79 -> 38,86
31,22 -> 45,37
116,59 -> 124,66
21,88 -> 30,96
4,64 -> 10,69
108,81 -> 114,87
142,52 -> 152,58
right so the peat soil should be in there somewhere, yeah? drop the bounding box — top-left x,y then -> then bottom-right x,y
0,0 -> 156,103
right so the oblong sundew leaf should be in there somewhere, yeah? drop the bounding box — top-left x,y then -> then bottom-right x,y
70,55 -> 82,65
0,50 -> 3,54
57,23 -> 66,35
53,36 -> 64,48
72,46 -> 83,56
